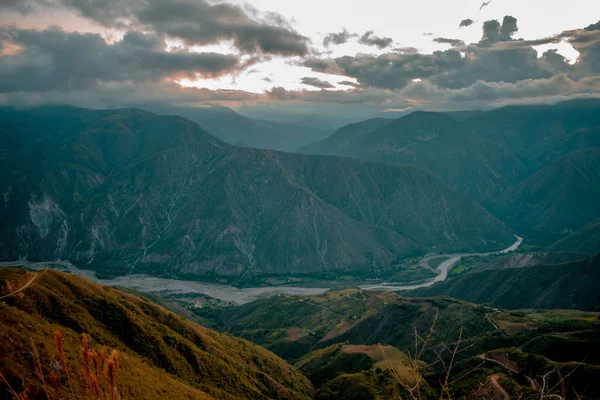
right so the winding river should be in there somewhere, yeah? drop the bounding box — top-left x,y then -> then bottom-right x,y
360,234 -> 523,291
4,235 -> 522,304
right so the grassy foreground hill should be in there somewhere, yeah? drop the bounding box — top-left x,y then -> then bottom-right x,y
212,288 -> 600,399
0,267 -> 313,399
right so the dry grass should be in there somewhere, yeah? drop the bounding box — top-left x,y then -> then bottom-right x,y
1,329 -> 121,400
342,344 -> 418,383
379,310 -> 592,400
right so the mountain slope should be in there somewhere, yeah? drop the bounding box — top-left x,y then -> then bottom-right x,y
405,255 -> 600,310
492,149 -> 600,233
298,111 -> 528,204
0,267 -> 313,399
139,104 -> 330,151
548,219 -> 600,255
220,289 -> 496,361
298,118 -> 392,155
0,106 -> 514,281
463,98 -> 600,170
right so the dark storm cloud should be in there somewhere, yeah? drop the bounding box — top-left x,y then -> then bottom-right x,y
0,27 -> 246,93
479,16 -> 518,46
300,77 -> 335,89
301,16 -> 593,92
0,0 -> 310,56
323,28 -> 357,47
300,58 -> 345,75
433,37 -> 465,47
585,21 -> 600,31
358,31 -> 394,49
459,19 -> 474,28
326,50 -> 466,89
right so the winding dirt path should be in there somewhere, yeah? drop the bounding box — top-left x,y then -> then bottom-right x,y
0,272 -> 39,300
479,354 -> 538,390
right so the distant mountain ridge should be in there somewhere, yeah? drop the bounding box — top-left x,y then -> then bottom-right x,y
0,106 -> 514,281
298,99 -> 600,241
137,104 -> 331,151
298,110 -> 529,204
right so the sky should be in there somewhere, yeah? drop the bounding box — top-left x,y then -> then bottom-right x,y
0,0 -> 599,117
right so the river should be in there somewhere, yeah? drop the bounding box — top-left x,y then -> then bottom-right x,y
359,235 -> 523,291
3,235 -> 522,304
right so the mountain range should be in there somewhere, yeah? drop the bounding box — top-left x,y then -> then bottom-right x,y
138,104 -> 331,151
0,106 -> 514,281
299,99 -> 600,242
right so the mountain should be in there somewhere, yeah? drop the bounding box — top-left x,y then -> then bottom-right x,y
0,106 -> 514,281
492,149 -> 600,234
548,219 -> 600,255
470,251 -> 587,271
297,111 -> 528,204
138,104 -> 331,151
298,99 -> 600,207
298,118 -> 392,154
0,267 -> 313,399
463,98 -> 600,170
405,255 -> 600,310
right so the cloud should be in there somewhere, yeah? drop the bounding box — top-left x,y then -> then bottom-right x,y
300,77 -> 335,89
301,57 -> 345,75
585,21 -> 600,31
323,28 -> 357,47
0,10 -> 599,113
338,80 -> 361,87
459,19 -> 474,28
321,50 -> 467,90
358,31 -> 393,49
0,27 -> 249,93
0,0 -> 310,56
302,16 -> 588,92
393,47 -> 419,54
0,78 -> 268,109
433,37 -> 465,47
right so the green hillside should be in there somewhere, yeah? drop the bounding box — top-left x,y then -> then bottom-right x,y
548,219 -> 600,255
405,255 -> 600,310
0,267 -> 313,399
